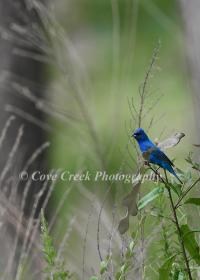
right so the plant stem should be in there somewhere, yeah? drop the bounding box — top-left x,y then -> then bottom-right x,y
175,177 -> 200,209
148,166 -> 193,280
167,186 -> 193,280
139,214 -> 146,280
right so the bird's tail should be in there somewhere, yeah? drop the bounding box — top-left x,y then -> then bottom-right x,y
171,169 -> 183,184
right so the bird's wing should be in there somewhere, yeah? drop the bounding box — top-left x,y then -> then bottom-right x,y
157,132 -> 185,150
150,148 -> 174,166
142,147 -> 155,161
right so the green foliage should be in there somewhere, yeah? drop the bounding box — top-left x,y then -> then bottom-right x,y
180,224 -> 200,265
89,277 -> 98,280
168,183 -> 182,197
185,153 -> 200,171
184,198 -> 200,206
40,209 -> 71,280
100,255 -> 110,275
158,255 -> 176,280
41,209 -> 57,267
172,268 -> 186,280
138,185 -> 164,210
116,152 -> 200,279
115,234 -> 136,279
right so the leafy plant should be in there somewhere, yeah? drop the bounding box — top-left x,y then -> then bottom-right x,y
40,209 -> 71,280
132,152 -> 200,280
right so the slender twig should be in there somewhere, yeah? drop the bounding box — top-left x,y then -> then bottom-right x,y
175,177 -> 200,209
138,41 -> 160,127
127,96 -> 137,123
140,215 -> 146,280
147,164 -> 165,184
97,185 -> 112,261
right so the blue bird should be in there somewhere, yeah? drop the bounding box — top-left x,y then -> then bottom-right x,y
132,128 -> 182,184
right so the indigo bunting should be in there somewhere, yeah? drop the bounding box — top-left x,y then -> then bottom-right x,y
132,128 -> 182,184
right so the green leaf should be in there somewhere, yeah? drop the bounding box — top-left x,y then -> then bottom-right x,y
118,212 -> 129,235
120,263 -> 128,274
100,260 -> 108,275
40,209 -> 71,279
138,186 -> 164,210
100,255 -> 110,275
180,224 -> 200,265
184,170 -> 192,181
129,240 -> 135,251
173,268 -> 186,280
185,153 -> 200,171
168,183 -> 182,197
115,272 -> 121,280
184,198 -> 200,206
159,255 -> 176,280
90,277 -> 98,280
177,272 -> 185,280
40,209 -> 57,266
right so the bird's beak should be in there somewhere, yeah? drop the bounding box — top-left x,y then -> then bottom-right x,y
132,133 -> 136,138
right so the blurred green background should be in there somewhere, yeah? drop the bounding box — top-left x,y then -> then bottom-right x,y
45,0 -> 196,275
48,0 -> 193,180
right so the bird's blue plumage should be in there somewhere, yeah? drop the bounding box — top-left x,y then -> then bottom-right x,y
132,128 -> 182,183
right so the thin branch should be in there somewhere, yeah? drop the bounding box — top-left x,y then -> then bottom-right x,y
97,185 -> 112,261
175,177 -> 200,209
138,41 -> 160,127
